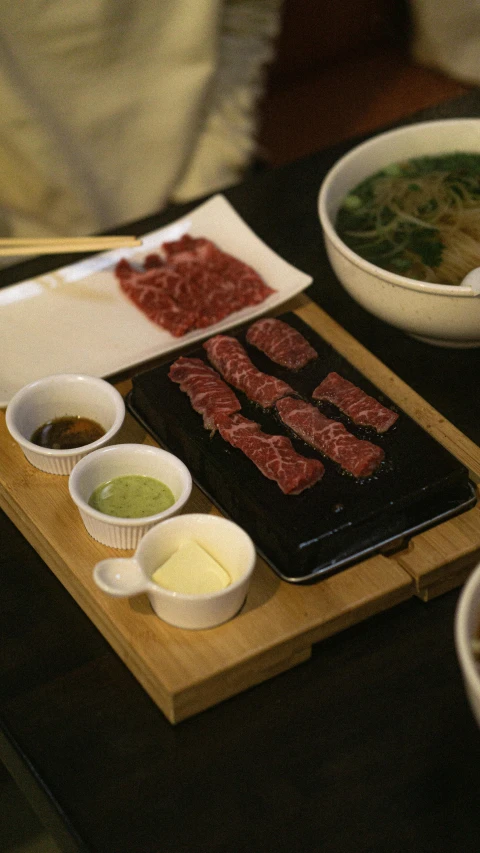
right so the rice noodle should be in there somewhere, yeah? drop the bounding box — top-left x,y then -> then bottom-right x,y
336,154 -> 480,285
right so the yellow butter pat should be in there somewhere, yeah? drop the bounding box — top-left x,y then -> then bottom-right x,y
151,540 -> 231,595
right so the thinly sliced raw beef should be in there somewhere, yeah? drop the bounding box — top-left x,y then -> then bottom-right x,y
276,396 -> 384,478
163,235 -> 275,306
168,357 -> 241,430
167,260 -> 246,328
116,260 -> 197,337
203,335 -> 294,408
312,372 -> 399,433
162,234 -> 217,264
214,413 -> 324,495
115,235 -> 275,336
246,317 -> 317,369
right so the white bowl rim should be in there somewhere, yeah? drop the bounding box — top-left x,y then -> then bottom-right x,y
454,561 -> 480,688
68,442 -> 193,528
5,373 -> 125,458
318,117 -> 480,297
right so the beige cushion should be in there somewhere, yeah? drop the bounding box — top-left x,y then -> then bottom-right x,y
0,0 -> 283,244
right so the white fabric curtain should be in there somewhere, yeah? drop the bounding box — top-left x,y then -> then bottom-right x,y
0,0 -> 283,241
410,0 -> 480,85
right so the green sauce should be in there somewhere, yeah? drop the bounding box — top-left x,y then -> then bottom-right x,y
88,475 -> 175,518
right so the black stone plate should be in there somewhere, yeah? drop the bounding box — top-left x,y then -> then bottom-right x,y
126,312 -> 476,583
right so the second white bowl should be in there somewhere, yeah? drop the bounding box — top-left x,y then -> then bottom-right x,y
69,443 -> 192,549
455,561 -> 480,729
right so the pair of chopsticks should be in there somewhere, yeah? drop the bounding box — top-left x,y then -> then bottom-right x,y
0,235 -> 142,256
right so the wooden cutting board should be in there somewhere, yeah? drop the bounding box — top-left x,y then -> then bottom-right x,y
1,295 -> 479,723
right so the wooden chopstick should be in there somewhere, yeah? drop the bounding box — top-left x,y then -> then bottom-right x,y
0,235 -> 142,255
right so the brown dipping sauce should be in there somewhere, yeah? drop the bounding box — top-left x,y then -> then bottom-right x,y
31,416 -> 105,450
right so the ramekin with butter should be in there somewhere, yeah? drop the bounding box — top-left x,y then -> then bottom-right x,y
93,513 -> 256,629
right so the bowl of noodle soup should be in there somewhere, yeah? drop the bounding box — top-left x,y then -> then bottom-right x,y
318,118 -> 480,347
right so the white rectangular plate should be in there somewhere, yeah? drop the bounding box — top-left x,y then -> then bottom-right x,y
0,195 -> 312,406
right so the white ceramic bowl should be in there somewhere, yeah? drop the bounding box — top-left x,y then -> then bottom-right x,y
318,118 -> 480,348
69,442 -> 192,549
93,513 -> 256,629
455,561 -> 480,728
5,373 -> 126,474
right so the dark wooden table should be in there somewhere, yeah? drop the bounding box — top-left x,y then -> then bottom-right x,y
2,93 -> 480,853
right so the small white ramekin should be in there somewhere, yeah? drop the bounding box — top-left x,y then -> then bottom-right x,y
68,443 -> 192,549
93,513 -> 256,629
5,373 -> 126,475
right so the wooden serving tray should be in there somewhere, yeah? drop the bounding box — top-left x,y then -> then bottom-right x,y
1,296 -> 480,723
